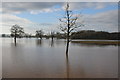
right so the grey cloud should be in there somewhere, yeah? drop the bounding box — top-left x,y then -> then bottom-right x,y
1,2 -> 118,33
64,2 -> 117,10
2,2 -> 117,14
2,2 -> 64,14
82,10 -> 118,32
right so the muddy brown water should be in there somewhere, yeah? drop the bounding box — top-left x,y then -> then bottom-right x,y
1,38 -> 118,78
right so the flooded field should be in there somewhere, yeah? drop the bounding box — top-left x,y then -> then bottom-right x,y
1,38 -> 118,78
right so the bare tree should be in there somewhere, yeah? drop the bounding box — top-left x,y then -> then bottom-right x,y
59,3 -> 83,56
36,30 -> 43,39
11,24 -> 24,45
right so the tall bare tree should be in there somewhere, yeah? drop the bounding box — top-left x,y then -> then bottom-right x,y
59,3 -> 83,56
11,24 -> 24,45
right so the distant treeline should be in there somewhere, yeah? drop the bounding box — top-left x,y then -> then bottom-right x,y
1,30 -> 120,40
71,30 -> 120,40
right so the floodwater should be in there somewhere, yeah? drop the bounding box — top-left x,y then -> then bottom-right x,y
1,38 -> 118,78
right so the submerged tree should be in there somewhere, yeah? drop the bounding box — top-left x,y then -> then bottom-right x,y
36,30 -> 43,39
11,24 -> 24,45
50,31 -> 55,40
59,3 -> 83,56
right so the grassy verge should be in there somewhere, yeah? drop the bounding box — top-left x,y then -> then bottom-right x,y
71,41 -> 120,45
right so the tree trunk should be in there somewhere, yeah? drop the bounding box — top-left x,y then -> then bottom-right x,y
40,35 -> 42,39
66,38 -> 69,56
14,31 -> 17,46
66,8 -> 70,57
52,36 -> 54,41
14,35 -> 16,46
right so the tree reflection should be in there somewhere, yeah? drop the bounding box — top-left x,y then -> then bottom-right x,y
15,42 -> 17,46
66,55 -> 69,78
71,42 -> 118,47
36,39 -> 42,46
50,39 -> 54,47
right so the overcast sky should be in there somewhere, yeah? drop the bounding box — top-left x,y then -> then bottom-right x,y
1,2 -> 118,34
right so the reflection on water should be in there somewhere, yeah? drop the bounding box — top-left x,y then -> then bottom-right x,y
0,39 -> 2,79
66,55 -> 69,78
50,39 -> 54,47
71,42 -> 119,47
36,39 -> 42,46
2,38 -> 118,78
